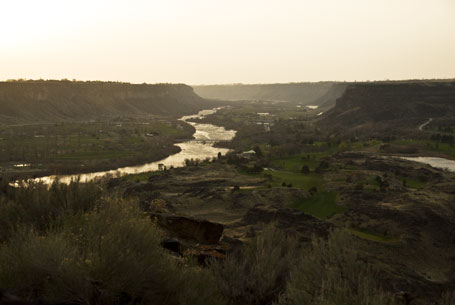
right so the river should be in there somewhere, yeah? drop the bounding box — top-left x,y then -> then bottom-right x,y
28,108 -> 236,185
399,156 -> 455,172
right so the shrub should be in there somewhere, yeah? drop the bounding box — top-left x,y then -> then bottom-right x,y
301,165 -> 310,174
278,230 -> 397,305
0,181 -> 102,242
441,290 -> 455,305
209,224 -> 298,305
0,199 -> 224,305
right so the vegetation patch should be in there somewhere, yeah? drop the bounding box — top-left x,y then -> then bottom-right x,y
263,169 -> 323,189
398,176 -> 426,189
291,191 -> 345,219
55,150 -> 132,160
348,228 -> 400,244
270,153 -> 326,172
392,139 -> 455,156
122,171 -> 161,182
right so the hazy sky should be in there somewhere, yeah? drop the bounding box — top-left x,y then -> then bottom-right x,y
1,0 -> 454,84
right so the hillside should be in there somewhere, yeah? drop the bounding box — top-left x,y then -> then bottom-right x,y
318,81 -> 455,135
193,82 -> 348,108
0,81 -> 218,124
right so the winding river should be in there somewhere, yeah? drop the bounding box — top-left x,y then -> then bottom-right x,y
29,108 -> 236,185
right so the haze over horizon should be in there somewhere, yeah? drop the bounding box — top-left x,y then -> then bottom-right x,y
1,0 -> 454,85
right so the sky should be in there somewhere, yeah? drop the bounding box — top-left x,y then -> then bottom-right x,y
1,0 -> 454,84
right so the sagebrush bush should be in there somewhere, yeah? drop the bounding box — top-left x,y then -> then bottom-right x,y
0,180 -> 101,242
0,198 -> 224,305
441,290 -> 455,305
209,224 -> 299,305
278,230 -> 398,305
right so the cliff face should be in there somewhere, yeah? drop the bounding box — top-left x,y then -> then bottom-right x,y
193,82 -> 347,108
318,82 -> 455,132
0,81 -> 214,124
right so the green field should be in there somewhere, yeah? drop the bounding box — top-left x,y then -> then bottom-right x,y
348,228 -> 400,244
291,191 -> 345,219
277,110 -> 315,120
122,171 -> 161,182
271,154 -> 321,172
263,169 -> 323,189
399,176 -> 426,189
55,150 -> 132,161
